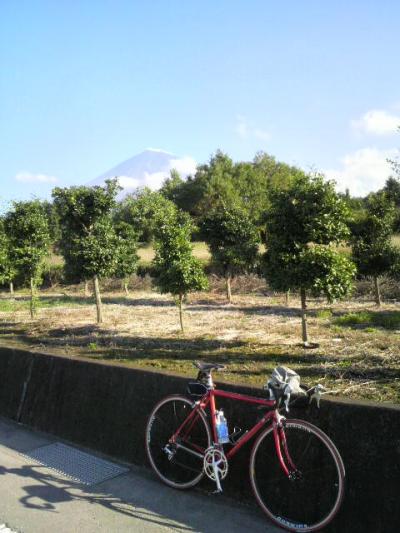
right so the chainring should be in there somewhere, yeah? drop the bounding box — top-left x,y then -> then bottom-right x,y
203,446 -> 228,481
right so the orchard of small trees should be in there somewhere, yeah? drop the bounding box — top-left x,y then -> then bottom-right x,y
1,147 -> 400,343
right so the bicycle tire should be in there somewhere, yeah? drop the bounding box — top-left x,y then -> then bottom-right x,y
145,395 -> 211,489
250,419 -> 345,532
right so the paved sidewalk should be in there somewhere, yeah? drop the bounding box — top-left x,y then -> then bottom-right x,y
0,525 -> 17,533
0,417 -> 279,533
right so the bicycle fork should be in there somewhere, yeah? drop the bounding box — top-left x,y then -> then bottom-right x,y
273,415 -> 301,480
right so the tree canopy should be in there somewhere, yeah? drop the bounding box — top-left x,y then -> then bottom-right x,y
114,221 -> 139,294
263,173 -> 355,345
160,151 -> 302,229
115,187 -> 177,242
0,219 -> 14,286
4,200 -> 51,316
153,208 -> 208,331
351,192 -> 398,305
53,179 -> 121,322
202,205 -> 260,301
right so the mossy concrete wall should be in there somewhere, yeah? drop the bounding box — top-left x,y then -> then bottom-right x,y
0,346 -> 399,532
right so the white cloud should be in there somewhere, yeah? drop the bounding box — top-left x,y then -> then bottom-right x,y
169,156 -> 197,176
117,176 -> 141,189
15,172 -> 58,183
143,171 -> 169,190
324,147 -> 398,196
235,115 -> 270,142
352,109 -> 400,136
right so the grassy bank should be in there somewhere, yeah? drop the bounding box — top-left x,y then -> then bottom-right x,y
0,287 -> 399,404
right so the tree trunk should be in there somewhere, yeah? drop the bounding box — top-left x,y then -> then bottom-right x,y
93,275 -> 103,323
9,281 -> 14,297
84,280 -> 90,297
30,277 -> 35,319
124,280 -> 129,296
226,274 -> 232,303
374,276 -> 381,307
179,293 -> 184,333
300,288 -> 309,347
285,289 -> 290,306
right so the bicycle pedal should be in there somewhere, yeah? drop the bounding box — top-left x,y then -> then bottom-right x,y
209,489 -> 223,495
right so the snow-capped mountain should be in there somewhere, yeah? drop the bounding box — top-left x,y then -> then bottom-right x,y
87,149 -> 196,196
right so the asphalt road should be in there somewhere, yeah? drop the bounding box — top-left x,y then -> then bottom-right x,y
0,417 -> 280,533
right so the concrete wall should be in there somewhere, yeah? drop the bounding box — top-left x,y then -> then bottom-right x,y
0,346 -> 399,532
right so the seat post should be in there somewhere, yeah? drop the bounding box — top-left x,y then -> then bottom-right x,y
197,370 -> 214,389
194,361 -> 225,389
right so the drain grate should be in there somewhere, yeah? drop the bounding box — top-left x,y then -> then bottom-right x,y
23,442 -> 129,486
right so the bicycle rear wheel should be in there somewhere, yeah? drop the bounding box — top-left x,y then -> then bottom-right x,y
145,395 -> 211,489
250,419 -> 345,532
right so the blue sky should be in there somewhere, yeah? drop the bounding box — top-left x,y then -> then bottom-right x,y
1,0 -> 399,205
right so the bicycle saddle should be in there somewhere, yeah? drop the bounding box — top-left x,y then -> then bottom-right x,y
194,361 -> 225,372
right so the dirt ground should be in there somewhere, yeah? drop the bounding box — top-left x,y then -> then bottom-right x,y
1,284 -> 399,404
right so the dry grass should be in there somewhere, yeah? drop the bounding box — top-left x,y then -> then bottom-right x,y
1,287 -> 399,405
138,241 -> 211,266
137,243 -> 156,265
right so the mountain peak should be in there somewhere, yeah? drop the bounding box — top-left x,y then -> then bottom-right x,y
87,149 -> 196,197
144,147 -> 174,154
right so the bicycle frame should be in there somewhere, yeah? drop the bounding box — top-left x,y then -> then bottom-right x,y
170,386 -> 295,478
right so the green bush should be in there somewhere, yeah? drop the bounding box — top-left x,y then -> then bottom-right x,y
41,263 -> 65,288
316,309 -> 333,319
335,311 -> 400,330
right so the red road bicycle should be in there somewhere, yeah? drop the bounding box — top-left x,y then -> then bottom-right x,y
145,362 -> 345,532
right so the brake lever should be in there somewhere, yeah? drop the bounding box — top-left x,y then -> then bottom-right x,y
283,384 -> 292,412
284,395 -> 290,412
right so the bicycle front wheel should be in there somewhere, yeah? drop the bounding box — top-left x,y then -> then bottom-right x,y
250,419 -> 345,532
145,395 -> 211,489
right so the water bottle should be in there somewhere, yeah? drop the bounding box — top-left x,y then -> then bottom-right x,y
216,410 -> 229,444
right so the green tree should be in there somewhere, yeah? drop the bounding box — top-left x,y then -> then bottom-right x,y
249,152 -> 302,224
382,176 -> 400,231
40,200 -> 62,245
4,201 -> 51,317
160,169 -> 185,204
0,218 -> 17,295
351,193 -> 397,306
153,210 -> 208,332
114,222 -> 139,295
115,188 -> 177,243
202,205 -> 260,302
163,151 -> 237,218
192,151 -> 237,216
162,151 -> 304,233
383,176 -> 400,206
53,180 -> 121,323
263,173 -> 355,346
